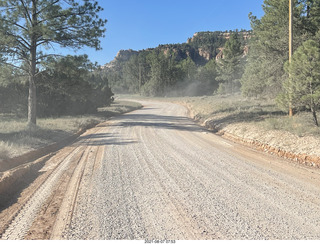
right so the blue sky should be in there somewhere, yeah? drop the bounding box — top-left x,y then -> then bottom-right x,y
69,0 -> 265,65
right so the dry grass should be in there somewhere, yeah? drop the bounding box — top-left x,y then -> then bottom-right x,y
171,94 -> 278,122
0,100 -> 142,159
261,113 -> 320,137
163,94 -> 320,157
0,142 -> 12,160
144,93 -> 320,138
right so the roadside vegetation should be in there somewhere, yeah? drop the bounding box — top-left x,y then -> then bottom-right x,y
174,95 -> 320,137
0,100 -> 142,160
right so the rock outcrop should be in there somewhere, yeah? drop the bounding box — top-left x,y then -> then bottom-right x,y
115,49 -> 138,62
102,30 -> 252,70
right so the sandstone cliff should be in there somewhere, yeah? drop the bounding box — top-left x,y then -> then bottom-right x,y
102,30 -> 252,70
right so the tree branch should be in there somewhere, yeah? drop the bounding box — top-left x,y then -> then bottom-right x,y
36,0 -> 60,15
0,60 -> 28,73
38,9 -> 87,25
3,31 -> 31,50
36,53 -> 64,62
19,0 -> 32,24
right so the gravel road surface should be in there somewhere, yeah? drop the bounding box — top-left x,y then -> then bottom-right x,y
2,100 -> 320,240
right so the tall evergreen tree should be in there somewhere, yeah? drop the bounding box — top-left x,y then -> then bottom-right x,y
0,0 -> 107,126
279,40 -> 320,126
241,0 -> 311,98
142,50 -> 181,96
180,57 -> 197,82
142,51 -> 165,96
197,58 -> 219,95
123,55 -> 140,93
302,0 -> 320,35
216,32 -> 244,94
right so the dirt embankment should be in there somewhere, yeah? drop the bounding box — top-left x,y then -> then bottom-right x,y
181,102 -> 320,168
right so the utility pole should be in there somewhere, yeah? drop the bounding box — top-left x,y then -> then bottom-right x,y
288,0 -> 294,117
289,0 -> 293,64
139,63 -> 142,95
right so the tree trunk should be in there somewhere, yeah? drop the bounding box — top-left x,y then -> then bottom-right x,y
311,106 -> 319,127
289,105 -> 293,117
27,74 -> 37,127
27,40 -> 37,127
28,0 -> 38,127
311,99 -> 319,127
27,45 -> 37,127
289,0 -> 293,117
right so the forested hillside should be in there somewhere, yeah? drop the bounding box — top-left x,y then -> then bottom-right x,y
101,30 -> 251,96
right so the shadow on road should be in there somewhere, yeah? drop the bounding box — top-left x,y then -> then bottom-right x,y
75,132 -> 137,146
114,113 -> 204,133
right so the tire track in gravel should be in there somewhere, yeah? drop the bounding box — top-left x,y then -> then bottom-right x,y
129,106 -> 209,239
139,115 -> 249,239
53,120 -> 142,240
0,147 -> 84,240
50,126 -> 109,240
1,126 -> 106,240
148,114 -> 320,239
135,126 -> 205,239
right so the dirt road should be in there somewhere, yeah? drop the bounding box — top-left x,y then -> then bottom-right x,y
2,100 -> 320,240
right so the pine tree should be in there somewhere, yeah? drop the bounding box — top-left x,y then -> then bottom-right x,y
241,0 -> 307,98
0,0 -> 106,126
302,0 -> 320,35
279,40 -> 320,126
180,57 -> 197,82
216,32 -> 244,94
123,55 -> 140,93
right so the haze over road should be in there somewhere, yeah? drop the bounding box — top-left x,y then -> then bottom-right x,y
3,100 -> 320,240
